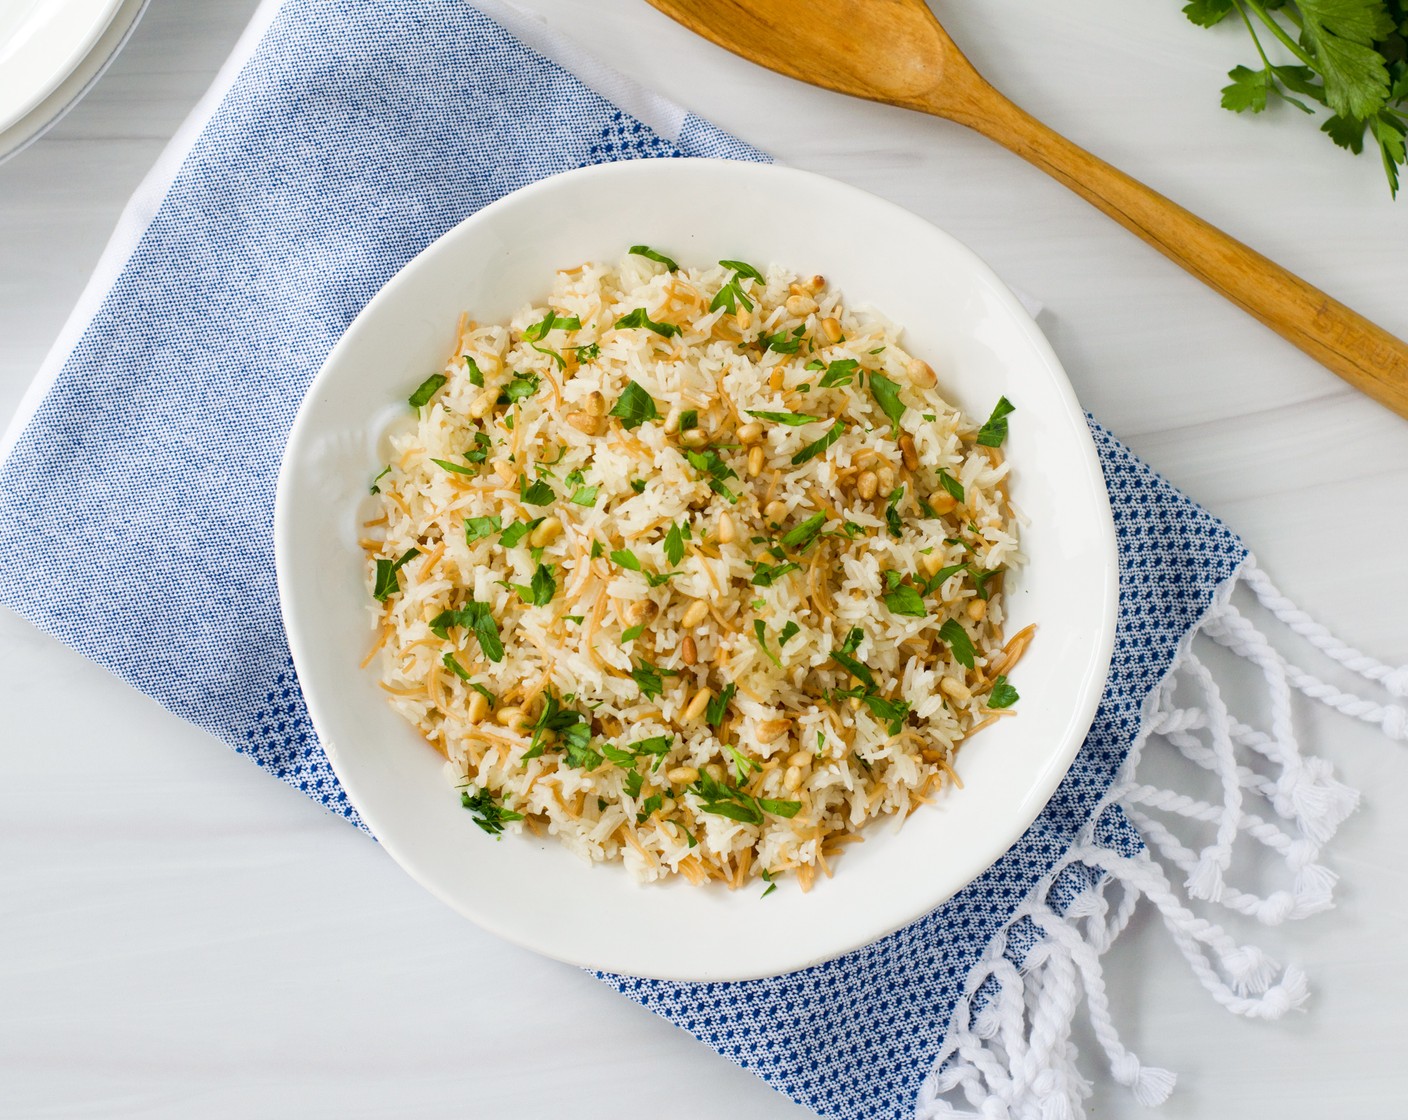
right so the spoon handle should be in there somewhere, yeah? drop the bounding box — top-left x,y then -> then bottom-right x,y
955,90 -> 1408,420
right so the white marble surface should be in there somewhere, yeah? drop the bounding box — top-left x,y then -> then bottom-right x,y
3,1 -> 1407,1117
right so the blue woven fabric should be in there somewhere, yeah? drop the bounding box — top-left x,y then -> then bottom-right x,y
0,3 -> 1248,1117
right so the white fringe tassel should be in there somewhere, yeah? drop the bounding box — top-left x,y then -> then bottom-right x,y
915,558 -> 1401,1119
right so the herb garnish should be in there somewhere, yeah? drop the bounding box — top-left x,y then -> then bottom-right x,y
868,371 -> 907,432
610,548 -> 641,571
758,327 -> 804,354
429,602 -> 504,662
621,623 -> 645,643
631,660 -> 673,699
780,511 -> 827,552
706,683 -> 736,727
678,408 -> 699,432
779,620 -> 801,647
754,620 -> 783,667
988,675 -> 1020,709
629,244 -> 679,271
570,342 -> 601,362
751,559 -> 801,587
746,409 -> 823,426
369,465 -> 390,493
936,468 -> 964,503
939,618 -> 977,669
523,310 -> 582,341
976,397 -> 1015,447
790,420 -> 846,466
501,371 -> 540,404
461,787 -> 524,836
608,380 -> 660,429
760,868 -> 778,899
882,581 -> 928,618
614,308 -> 680,337
569,484 -> 599,507
499,518 -> 542,548
408,373 -> 446,409
372,548 -> 420,602
664,522 -> 686,566
464,356 -> 484,387
684,447 -> 739,502
709,259 -> 763,314
519,475 -> 554,506
885,486 -> 905,538
506,562 -> 555,607
465,515 -> 502,543
688,770 -> 800,825
431,457 -> 477,476
817,358 -> 860,388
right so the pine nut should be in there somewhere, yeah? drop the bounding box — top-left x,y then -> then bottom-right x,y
820,317 -> 842,343
684,687 -> 713,722
681,600 -> 710,628
856,470 -> 878,500
495,705 -> 527,729
788,282 -> 808,297
664,406 -> 682,433
717,511 -> 736,544
941,677 -> 972,703
529,517 -> 562,548
785,294 -> 818,316
756,719 -> 790,742
804,274 -> 825,292
764,499 -> 787,523
920,553 -> 945,578
566,411 -> 604,436
737,307 -> 752,330
748,445 -> 765,478
907,358 -> 937,389
680,428 -> 709,449
784,765 -> 803,791
736,422 -> 764,444
624,599 -> 658,626
682,635 -> 697,665
468,388 -> 497,419
769,368 -> 785,392
667,766 -> 700,785
787,750 -> 812,768
900,434 -> 918,471
966,598 -> 988,622
929,492 -> 958,515
466,690 -> 490,724
704,763 -> 726,781
585,390 -> 607,415
876,466 -> 896,493
493,460 -> 516,484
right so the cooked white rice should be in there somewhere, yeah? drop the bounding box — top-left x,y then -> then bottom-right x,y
364,250 -> 1030,892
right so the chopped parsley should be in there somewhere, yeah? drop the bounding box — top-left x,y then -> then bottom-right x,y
521,690 -> 596,767
868,371 -> 906,433
678,408 -> 699,432
610,548 -> 641,571
460,787 -> 523,836
726,742 -> 760,783
882,582 -> 927,617
519,475 -> 555,506
431,457 -> 477,476
621,623 -> 645,643
936,468 -> 965,503
688,770 -> 800,826
506,562 -> 555,607
840,626 -> 864,654
570,484 -> 599,507
664,522 -> 686,566
988,675 -> 1020,709
885,486 -> 905,538
705,682 -> 736,727
684,447 -> 739,502
464,514 -> 502,543
522,310 -> 582,341
465,431 -> 492,464
780,511 -> 827,552
790,420 -> 845,466
614,308 -> 680,337
372,548 -> 420,602
939,618 -> 977,669
751,559 -> 801,587
408,373 -> 447,409
501,371 -> 540,403
760,868 -> 778,899
754,620 -> 782,667
629,479 -> 647,494
758,328 -> 804,354
631,660 -> 672,700
830,648 -> 874,689
817,358 -> 860,388
369,465 -> 390,494
746,409 -> 823,426
428,602 -> 504,662
464,355 -> 484,386
976,396 -> 1015,447
570,342 -> 601,362
589,539 -> 604,559
629,244 -> 679,271
719,259 -> 764,282
499,518 -> 541,548
608,380 -> 660,429
778,620 -> 801,647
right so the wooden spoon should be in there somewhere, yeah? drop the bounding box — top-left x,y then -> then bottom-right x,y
645,0 -> 1408,420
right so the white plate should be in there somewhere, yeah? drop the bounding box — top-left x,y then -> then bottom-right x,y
276,159 -> 1118,981
0,0 -> 147,162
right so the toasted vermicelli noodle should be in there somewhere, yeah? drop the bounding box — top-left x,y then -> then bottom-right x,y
365,251 -> 1026,889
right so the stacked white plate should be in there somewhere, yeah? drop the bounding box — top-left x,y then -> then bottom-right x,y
0,0 -> 149,162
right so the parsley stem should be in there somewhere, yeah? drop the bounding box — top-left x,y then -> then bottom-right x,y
1238,0 -> 1314,69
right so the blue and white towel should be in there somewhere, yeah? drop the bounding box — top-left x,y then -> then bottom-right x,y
3,3 -> 1397,1117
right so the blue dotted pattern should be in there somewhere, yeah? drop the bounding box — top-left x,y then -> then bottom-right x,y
0,5 -> 1247,1118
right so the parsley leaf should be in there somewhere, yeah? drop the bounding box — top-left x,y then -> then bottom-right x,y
988,675 -> 1020,709
718,259 -> 764,282
706,682 -> 736,727
684,448 -> 739,502
780,512 -> 827,552
761,868 -> 778,899
709,277 -> 754,314
939,618 -> 976,670
570,485 -> 599,507
499,518 -> 541,548
429,602 -> 504,662
629,244 -> 679,271
754,620 -> 782,667
408,373 -> 446,409
830,648 -> 874,689
519,475 -> 554,506
678,408 -> 699,432
431,458 -> 477,476
746,409 -> 823,426
464,356 -> 484,387
817,359 -> 860,388
840,626 -> 864,654
460,787 -> 523,836
868,371 -> 907,432
621,623 -> 644,643
522,310 -> 582,342
885,485 -> 905,538
976,396 -> 1015,447
507,562 -> 555,607
614,308 -> 680,337
570,342 -> 601,362
608,380 -> 660,429
369,465 -> 390,494
664,523 -> 686,566
758,330 -> 803,354
372,548 -> 420,602
790,420 -> 846,466
465,515 -> 502,543
882,583 -> 928,617
779,620 -> 801,647
936,468 -> 965,503
751,560 -> 801,587
631,661 -> 669,699
610,548 -> 641,571
501,372 -> 540,403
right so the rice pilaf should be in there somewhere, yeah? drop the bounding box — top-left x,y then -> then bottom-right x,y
364,249 -> 1029,892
